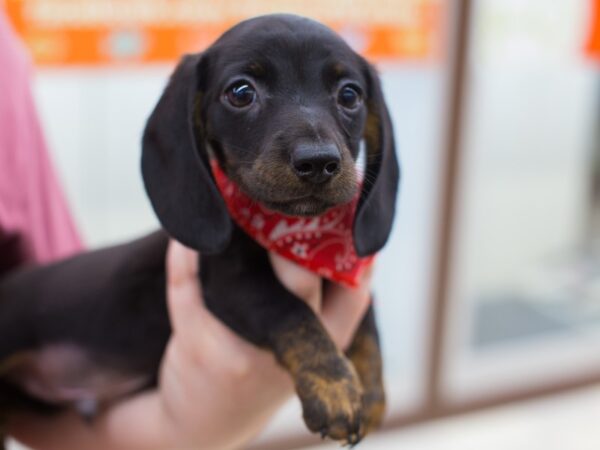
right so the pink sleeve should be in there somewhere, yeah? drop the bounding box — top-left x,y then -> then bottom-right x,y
0,11 -> 83,270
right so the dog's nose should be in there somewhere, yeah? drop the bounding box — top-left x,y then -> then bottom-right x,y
291,143 -> 341,184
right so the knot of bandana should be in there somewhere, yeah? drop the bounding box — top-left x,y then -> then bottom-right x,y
210,160 -> 374,288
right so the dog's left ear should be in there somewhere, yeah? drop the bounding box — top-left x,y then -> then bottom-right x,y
141,54 -> 232,253
353,61 -> 401,256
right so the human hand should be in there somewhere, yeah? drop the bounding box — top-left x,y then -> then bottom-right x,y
7,240 -> 372,450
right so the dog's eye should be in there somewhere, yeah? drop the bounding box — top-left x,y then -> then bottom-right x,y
225,81 -> 256,108
337,84 -> 362,109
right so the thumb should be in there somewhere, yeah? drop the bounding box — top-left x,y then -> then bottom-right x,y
166,239 -> 207,340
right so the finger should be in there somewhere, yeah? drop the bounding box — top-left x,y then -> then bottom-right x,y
321,265 -> 374,350
166,240 -> 230,358
166,239 -> 207,338
269,252 -> 322,312
166,239 -> 200,289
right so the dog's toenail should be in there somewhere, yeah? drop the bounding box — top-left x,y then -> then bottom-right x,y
320,427 -> 328,439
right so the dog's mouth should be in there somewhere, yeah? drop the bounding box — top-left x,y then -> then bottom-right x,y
227,173 -> 358,217
262,196 -> 339,217
233,167 -> 359,217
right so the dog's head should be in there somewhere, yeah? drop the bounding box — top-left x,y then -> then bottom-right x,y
142,14 -> 399,256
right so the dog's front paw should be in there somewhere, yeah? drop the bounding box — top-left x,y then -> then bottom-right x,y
361,384 -> 386,435
296,358 -> 364,446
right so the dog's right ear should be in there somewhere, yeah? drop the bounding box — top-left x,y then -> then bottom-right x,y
142,54 -> 232,253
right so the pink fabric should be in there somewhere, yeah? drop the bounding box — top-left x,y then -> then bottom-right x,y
0,11 -> 82,269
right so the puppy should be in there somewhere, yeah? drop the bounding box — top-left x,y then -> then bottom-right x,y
0,14 -> 399,446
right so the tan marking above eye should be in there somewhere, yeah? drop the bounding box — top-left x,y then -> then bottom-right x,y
247,62 -> 266,77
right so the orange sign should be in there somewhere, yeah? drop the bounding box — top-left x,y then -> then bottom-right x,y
4,0 -> 442,66
586,0 -> 600,58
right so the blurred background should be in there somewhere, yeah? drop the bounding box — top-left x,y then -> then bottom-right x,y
4,0 -> 600,448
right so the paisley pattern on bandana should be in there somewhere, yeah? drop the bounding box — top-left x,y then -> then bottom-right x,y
210,161 -> 374,288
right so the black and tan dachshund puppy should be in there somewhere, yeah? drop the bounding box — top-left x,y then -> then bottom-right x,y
0,14 -> 399,446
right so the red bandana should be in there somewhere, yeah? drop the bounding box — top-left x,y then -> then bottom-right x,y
210,161 -> 374,288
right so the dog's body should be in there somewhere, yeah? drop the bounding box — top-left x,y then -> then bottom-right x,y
0,232 -> 170,405
0,14 -> 399,446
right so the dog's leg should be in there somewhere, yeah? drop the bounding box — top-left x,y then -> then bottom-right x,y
217,293 -> 366,444
346,304 -> 386,436
270,312 -> 365,445
202,238 -> 366,444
